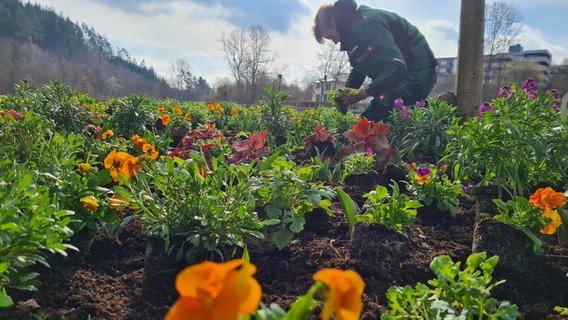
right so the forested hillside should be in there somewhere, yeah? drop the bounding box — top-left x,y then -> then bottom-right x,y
0,0 -> 208,99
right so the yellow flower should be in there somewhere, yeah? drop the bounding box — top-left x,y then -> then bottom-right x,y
102,129 -> 114,140
157,107 -> 165,113
142,143 -> 159,160
415,174 -> 431,185
541,209 -> 563,235
108,194 -> 138,211
173,106 -> 182,115
78,163 -> 92,175
165,259 -> 261,320
80,196 -> 99,212
231,107 -> 239,117
161,114 -> 171,125
184,112 -> 192,121
312,268 -> 365,320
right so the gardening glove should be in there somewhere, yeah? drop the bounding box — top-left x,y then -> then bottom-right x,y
339,88 -> 369,109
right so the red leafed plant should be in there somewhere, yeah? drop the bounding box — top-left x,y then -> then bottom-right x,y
228,131 -> 271,164
167,122 -> 224,160
305,123 -> 337,160
338,118 -> 394,172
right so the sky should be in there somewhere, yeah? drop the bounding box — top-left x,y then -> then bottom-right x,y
20,0 -> 568,87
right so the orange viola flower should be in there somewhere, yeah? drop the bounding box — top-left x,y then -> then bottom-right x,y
157,107 -> 165,113
161,114 -> 171,125
102,129 -> 114,140
206,103 -> 220,110
104,149 -> 141,183
529,187 -> 567,210
142,143 -> 159,160
173,106 -> 182,115
132,135 -> 147,149
165,259 -> 261,320
541,209 -> 563,235
313,268 -> 365,320
184,112 -> 192,121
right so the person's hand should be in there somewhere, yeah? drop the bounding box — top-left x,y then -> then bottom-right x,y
339,88 -> 369,108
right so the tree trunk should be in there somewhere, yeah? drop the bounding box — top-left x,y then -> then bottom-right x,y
455,0 -> 485,119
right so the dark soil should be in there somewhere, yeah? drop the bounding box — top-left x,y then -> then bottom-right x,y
1,168 -> 568,320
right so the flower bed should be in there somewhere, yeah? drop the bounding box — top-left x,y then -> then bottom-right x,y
0,79 -> 567,319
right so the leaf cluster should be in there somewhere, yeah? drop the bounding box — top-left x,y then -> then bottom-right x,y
357,183 -> 422,233
382,252 -> 519,319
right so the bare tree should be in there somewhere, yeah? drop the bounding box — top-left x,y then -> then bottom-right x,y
220,26 -> 273,103
168,59 -> 196,100
455,0 -> 485,118
483,1 -> 520,95
312,42 -> 349,102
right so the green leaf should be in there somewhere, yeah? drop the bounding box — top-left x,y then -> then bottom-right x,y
272,228 -> 293,250
0,293 -> 14,308
337,188 -> 359,232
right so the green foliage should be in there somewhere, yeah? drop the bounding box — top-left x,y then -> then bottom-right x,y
259,85 -> 291,143
0,161 -> 75,307
0,109 -> 52,166
389,99 -> 461,163
382,252 -> 519,319
326,88 -> 359,112
107,94 -> 155,138
406,164 -> 463,217
492,197 -> 545,253
31,81 -> 96,133
357,183 -> 422,233
253,157 -> 336,249
341,151 -> 376,179
298,156 -> 343,184
445,83 -> 568,198
123,154 -> 271,262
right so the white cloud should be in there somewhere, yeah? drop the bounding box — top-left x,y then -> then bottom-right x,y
19,0 -> 568,88
516,24 -> 568,64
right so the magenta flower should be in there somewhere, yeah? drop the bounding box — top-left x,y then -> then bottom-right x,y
521,77 -> 538,99
416,167 -> 431,176
461,184 -> 473,195
498,86 -> 515,98
394,98 -> 405,109
478,102 -> 494,116
546,89 -> 561,111
364,147 -> 374,156
415,100 -> 426,108
400,106 -> 411,119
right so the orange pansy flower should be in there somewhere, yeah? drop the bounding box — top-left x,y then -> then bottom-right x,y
313,268 -> 365,320
165,259 -> 261,320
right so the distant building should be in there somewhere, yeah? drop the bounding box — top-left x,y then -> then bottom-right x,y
435,57 -> 457,75
311,77 -> 344,102
435,44 -> 553,83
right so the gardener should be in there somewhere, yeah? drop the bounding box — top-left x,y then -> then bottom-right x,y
312,0 -> 439,122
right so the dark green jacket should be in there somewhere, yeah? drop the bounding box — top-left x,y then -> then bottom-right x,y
342,5 -> 437,96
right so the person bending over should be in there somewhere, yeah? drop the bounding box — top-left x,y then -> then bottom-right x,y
313,0 -> 439,122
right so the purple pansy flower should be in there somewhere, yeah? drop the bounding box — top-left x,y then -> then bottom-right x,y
416,167 -> 431,177
415,100 -> 426,108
